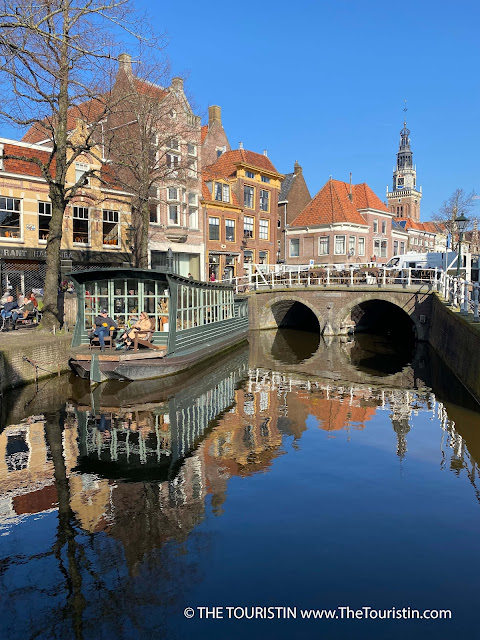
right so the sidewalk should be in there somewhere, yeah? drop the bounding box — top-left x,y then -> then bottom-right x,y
0,328 -> 72,391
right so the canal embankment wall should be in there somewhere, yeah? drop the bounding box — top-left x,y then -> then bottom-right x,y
0,332 -> 72,393
429,295 -> 480,403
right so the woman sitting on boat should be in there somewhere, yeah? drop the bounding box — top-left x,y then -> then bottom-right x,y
116,311 -> 153,350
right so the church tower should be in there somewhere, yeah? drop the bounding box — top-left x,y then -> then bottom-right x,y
387,102 -> 422,222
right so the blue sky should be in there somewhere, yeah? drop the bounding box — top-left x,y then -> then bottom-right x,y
4,0 -> 479,220
139,0 -> 479,220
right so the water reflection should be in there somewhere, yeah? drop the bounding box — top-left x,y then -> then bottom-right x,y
1,333 -> 480,639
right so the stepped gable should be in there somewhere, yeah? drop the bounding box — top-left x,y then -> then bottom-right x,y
204,148 -> 279,179
291,178 -> 375,227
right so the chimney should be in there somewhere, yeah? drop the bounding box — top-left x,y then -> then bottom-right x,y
171,77 -> 184,93
294,160 -> 302,175
239,141 -> 243,149
348,172 -> 353,201
263,149 -> 268,157
208,105 -> 222,126
118,52 -> 133,77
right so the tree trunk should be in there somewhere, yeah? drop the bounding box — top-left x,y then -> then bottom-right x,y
42,187 -> 66,329
139,199 -> 150,269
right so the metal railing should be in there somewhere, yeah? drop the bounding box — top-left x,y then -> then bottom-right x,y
224,264 -> 442,293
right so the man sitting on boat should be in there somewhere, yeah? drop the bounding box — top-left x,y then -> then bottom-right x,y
116,311 -> 153,350
92,309 -> 117,351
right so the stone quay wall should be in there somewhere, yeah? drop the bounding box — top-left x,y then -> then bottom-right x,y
0,332 -> 72,392
429,295 -> 480,402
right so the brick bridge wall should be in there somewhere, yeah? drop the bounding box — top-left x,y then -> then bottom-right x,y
247,286 -> 434,341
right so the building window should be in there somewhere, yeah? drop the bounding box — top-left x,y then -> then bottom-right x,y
168,187 -> 179,201
0,197 -> 21,240
75,162 -> 89,186
382,220 -> 387,234
381,240 -> 387,257
222,184 -> 230,203
393,240 -> 399,255
187,142 -> 196,156
244,249 -> 253,263
349,236 -> 356,254
246,171 -> 255,179
0,144 -> 3,170
166,153 -> 180,173
259,218 -> 269,240
168,138 -> 180,151
373,219 -> 378,233
188,193 -> 198,229
188,158 -> 197,178
38,201 -> 51,242
334,235 -> 346,255
209,216 -> 219,240
72,206 -> 89,244
225,219 -> 235,242
103,210 -> 120,247
259,250 -> 268,263
400,242 -> 406,254
290,239 -> 299,257
149,203 -> 160,224
214,183 -> 222,201
244,215 -> 254,238
244,185 -> 254,208
319,236 -> 329,255
261,176 -> 270,183
168,204 -> 179,226
260,189 -> 269,212
397,177 -> 404,186
358,237 -> 365,256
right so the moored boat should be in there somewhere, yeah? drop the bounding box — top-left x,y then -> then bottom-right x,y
69,267 -> 249,383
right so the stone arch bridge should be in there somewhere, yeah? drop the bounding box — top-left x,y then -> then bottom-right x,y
246,284 -> 435,340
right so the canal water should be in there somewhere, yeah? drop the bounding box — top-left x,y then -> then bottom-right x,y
1,330 -> 480,640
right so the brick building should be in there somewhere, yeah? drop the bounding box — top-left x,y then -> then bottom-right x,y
285,178 -> 408,265
0,136 -> 132,295
201,105 -> 231,167
202,147 -> 283,278
277,161 -> 311,262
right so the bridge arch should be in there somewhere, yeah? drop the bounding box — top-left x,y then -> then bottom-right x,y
335,293 -> 421,340
259,294 -> 322,334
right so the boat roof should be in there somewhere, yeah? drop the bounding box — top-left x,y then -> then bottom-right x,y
68,267 -> 235,289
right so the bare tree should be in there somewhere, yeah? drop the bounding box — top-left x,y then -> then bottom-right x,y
105,57 -> 201,268
0,0 -> 158,328
433,188 -> 477,235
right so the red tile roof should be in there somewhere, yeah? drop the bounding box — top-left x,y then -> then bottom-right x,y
133,78 -> 167,101
201,125 -> 208,144
396,217 -> 436,233
2,142 -> 55,178
292,179 -> 387,227
22,97 -> 108,144
204,148 -> 281,178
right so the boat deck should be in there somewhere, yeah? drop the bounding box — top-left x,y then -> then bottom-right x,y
71,345 -> 168,362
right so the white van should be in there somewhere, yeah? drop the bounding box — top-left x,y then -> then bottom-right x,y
385,252 -> 460,271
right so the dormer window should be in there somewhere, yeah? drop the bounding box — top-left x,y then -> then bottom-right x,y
214,182 -> 230,203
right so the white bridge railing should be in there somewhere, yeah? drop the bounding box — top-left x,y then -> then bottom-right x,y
219,264 -> 480,323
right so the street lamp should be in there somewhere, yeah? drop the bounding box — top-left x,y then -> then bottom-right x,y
455,214 -> 469,277
166,247 -> 173,272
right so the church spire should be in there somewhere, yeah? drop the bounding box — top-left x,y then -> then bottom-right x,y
386,101 -> 422,222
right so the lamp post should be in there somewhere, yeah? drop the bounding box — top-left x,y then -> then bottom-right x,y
166,247 -> 173,272
455,214 -> 469,278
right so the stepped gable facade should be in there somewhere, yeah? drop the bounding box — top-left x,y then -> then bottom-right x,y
286,178 -> 408,265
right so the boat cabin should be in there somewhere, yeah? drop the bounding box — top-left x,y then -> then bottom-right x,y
70,267 -> 248,356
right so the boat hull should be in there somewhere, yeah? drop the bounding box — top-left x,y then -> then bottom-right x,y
70,328 -> 249,382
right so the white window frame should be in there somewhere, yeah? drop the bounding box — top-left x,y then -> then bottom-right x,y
0,144 -> 3,171
75,162 -> 89,186
260,189 -> 269,212
244,215 -> 254,238
38,201 -> 51,243
188,193 -> 198,229
209,216 -> 220,240
380,240 -> 387,257
72,205 -> 90,246
150,202 -> 160,225
187,142 -> 196,156
168,187 -> 179,201
349,236 -> 356,254
373,219 -> 378,233
334,235 -> 346,255
244,185 -> 254,209
318,236 -> 329,255
225,218 -> 235,242
246,171 -> 255,179
168,204 -> 179,226
0,196 -> 22,242
358,237 -> 365,256
222,184 -> 230,203
381,220 -> 387,234
102,209 -> 120,248
259,218 -> 269,240
261,176 -> 270,183
289,238 -> 300,257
